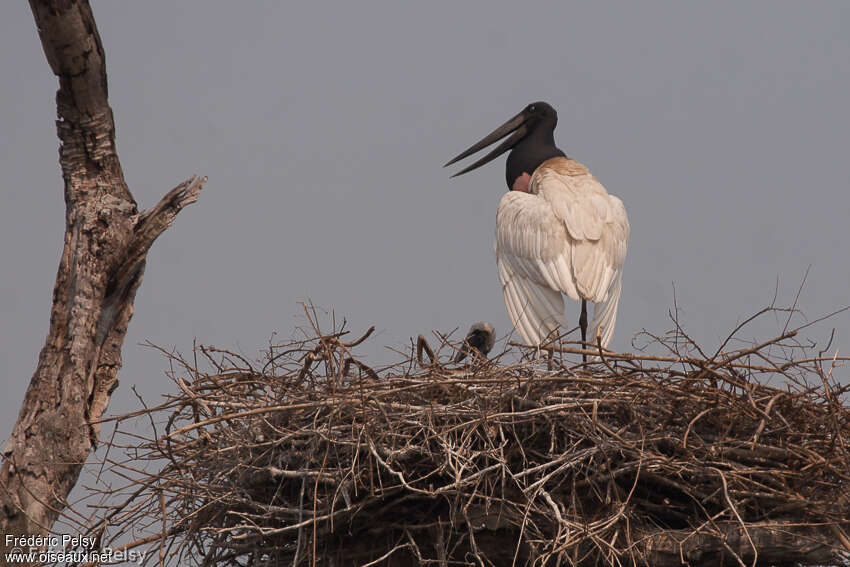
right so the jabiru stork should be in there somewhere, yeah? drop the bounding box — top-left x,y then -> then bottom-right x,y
454,321 -> 496,363
446,102 -> 629,360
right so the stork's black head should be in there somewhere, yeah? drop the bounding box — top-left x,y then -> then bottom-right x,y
522,101 -> 558,129
445,101 -> 565,190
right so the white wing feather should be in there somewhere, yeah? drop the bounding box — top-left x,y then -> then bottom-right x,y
495,158 -> 629,348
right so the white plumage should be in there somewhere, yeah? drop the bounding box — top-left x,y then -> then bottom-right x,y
495,157 -> 629,348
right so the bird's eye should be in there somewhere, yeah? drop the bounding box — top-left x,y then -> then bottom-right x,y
528,104 -> 537,113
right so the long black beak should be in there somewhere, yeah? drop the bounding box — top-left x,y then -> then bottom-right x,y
445,110 -> 528,177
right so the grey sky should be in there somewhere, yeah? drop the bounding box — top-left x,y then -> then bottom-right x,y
2,1 -> 849,436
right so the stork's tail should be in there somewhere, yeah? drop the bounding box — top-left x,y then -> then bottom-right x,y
589,272 -> 622,352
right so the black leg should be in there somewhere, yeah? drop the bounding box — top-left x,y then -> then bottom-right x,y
579,299 -> 588,363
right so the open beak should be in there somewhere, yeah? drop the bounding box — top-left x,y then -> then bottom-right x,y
445,109 -> 529,177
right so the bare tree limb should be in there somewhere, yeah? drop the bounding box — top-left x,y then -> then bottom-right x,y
0,1 -> 205,557
641,523 -> 839,566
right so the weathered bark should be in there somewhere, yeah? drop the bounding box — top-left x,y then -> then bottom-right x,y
0,1 -> 205,559
640,522 -> 842,566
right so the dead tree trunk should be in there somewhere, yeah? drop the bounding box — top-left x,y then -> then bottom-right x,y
0,1 -> 205,557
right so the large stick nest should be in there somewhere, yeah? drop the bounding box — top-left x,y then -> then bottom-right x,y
88,308 -> 850,566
